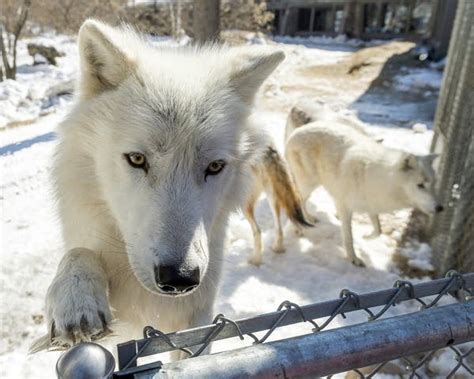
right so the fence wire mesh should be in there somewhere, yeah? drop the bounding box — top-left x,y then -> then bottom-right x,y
115,271 -> 474,378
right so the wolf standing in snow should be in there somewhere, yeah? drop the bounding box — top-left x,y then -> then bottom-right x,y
31,20 -> 284,351
285,108 -> 443,267
244,145 -> 311,266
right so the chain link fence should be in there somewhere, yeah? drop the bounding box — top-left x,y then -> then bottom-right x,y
101,271 -> 474,378
429,0 -> 474,274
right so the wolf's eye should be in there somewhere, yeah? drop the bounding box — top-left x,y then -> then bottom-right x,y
205,160 -> 226,180
125,152 -> 147,171
417,183 -> 425,189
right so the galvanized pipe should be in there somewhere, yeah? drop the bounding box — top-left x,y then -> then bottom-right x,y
138,302 -> 474,379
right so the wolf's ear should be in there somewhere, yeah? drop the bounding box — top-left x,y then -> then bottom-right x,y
78,20 -> 137,98
228,48 -> 285,105
401,154 -> 418,171
290,106 -> 312,127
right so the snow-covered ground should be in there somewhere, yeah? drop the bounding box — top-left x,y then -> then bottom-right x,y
0,34 -> 77,129
1,33 -> 468,378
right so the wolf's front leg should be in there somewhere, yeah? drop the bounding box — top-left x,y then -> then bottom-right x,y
43,248 -> 112,348
338,207 -> 365,267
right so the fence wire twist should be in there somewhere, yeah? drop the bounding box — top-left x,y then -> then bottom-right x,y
117,270 -> 474,378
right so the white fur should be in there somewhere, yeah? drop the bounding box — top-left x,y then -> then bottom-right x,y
32,20 -> 283,352
285,116 -> 441,267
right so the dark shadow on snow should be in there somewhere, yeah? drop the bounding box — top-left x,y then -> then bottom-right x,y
0,132 -> 56,156
273,36 -> 359,53
350,48 -> 439,128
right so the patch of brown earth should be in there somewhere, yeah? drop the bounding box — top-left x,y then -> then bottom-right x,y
394,209 -> 435,278
297,41 -> 416,93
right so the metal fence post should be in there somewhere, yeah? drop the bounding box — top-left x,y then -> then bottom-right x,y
430,0 -> 474,273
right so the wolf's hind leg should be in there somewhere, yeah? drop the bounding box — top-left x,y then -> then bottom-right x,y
244,201 -> 263,266
31,248 -> 113,352
269,196 -> 285,253
364,213 -> 381,239
338,206 -> 365,267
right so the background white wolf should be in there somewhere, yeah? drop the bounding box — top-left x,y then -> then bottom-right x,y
30,20 -> 284,351
285,112 -> 443,267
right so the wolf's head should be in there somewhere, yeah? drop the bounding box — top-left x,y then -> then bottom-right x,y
399,153 -> 443,214
74,20 -> 284,296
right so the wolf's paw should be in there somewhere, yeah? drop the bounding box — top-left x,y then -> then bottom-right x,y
271,243 -> 286,254
248,256 -> 263,267
293,226 -> 304,237
351,257 -> 366,267
40,275 -> 112,350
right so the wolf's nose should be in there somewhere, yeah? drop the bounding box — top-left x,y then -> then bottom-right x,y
155,265 -> 200,294
435,204 -> 444,213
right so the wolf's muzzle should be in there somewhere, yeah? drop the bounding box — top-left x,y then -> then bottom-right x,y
155,265 -> 200,295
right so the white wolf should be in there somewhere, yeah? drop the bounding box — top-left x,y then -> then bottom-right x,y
285,108 -> 443,267
244,145 -> 312,266
30,20 -> 284,352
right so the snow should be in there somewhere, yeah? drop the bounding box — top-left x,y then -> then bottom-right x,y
400,242 -> 435,272
412,122 -> 428,133
0,33 -> 77,129
274,34 -> 382,49
394,67 -> 443,92
428,348 -> 473,377
1,33 -> 465,378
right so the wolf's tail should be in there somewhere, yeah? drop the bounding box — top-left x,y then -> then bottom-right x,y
263,146 -> 313,227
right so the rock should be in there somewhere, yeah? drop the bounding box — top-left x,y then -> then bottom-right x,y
412,123 -> 428,133
27,43 -> 65,66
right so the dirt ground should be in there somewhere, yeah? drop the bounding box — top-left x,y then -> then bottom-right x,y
261,41 -> 430,113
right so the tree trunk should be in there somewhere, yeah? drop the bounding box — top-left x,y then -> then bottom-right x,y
169,0 -> 183,39
428,0 -> 459,60
176,0 -> 182,35
0,0 -> 31,80
341,1 -> 356,36
0,26 -> 14,80
193,0 -> 220,43
169,1 -> 176,36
